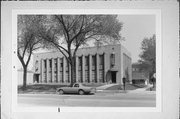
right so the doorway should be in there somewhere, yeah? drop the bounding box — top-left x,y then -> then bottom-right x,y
111,71 -> 116,83
34,74 -> 39,83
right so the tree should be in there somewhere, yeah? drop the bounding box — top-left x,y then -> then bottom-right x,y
139,35 -> 156,86
40,15 -> 123,86
17,15 -> 44,89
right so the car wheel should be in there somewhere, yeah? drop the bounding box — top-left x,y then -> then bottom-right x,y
78,90 -> 84,95
58,89 -> 64,95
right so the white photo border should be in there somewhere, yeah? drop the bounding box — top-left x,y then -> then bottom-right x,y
12,9 -> 162,113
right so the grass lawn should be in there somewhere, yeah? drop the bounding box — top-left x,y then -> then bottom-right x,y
18,83 -> 104,94
18,84 -> 68,93
18,83 -> 148,93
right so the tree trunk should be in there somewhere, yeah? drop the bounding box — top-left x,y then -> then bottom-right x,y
70,57 -> 76,86
23,66 -> 27,90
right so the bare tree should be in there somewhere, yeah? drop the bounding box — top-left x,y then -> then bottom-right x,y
40,15 -> 123,86
17,15 -> 44,89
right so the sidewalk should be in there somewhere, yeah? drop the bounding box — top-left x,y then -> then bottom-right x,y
96,84 -> 119,90
126,84 -> 156,94
96,84 -> 155,94
131,84 -> 153,91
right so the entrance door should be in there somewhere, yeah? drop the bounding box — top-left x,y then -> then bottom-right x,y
111,71 -> 116,83
34,74 -> 39,83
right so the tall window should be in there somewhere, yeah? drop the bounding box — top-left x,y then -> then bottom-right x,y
78,56 -> 83,82
110,53 -> 115,67
66,59 -> 69,83
49,59 -> 52,69
44,60 -> 46,71
35,60 -> 39,72
54,58 -> 57,82
99,54 -> 104,83
44,60 -> 47,82
92,55 -> 96,82
49,59 -> 52,82
85,56 -> 89,83
60,58 -> 63,83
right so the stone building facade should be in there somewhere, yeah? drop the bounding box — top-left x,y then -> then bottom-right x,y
33,44 -> 132,85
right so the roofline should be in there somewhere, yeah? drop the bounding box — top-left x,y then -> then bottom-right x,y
33,44 -> 122,55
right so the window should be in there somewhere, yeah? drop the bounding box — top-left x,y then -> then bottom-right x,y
60,58 -> 63,71
92,55 -> 96,66
85,56 -> 89,66
49,59 -> 52,68
110,53 -> 115,67
78,56 -> 82,69
99,54 -> 104,82
35,60 -> 39,72
85,56 -> 89,82
74,84 -> 79,87
44,60 -> 46,69
92,55 -> 96,82
54,58 -> 57,71
78,56 -> 83,82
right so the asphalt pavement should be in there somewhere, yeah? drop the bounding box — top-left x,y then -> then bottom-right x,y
18,91 -> 156,107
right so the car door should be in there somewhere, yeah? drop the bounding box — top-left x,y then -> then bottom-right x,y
72,84 -> 79,93
63,87 -> 71,93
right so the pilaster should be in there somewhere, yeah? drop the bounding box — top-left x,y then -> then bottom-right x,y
52,58 -> 54,83
63,57 -> 66,83
46,58 -> 49,83
57,58 -> 60,83
96,54 -> 99,83
82,55 -> 85,83
89,54 -> 92,82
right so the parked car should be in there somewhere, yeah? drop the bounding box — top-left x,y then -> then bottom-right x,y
56,83 -> 96,95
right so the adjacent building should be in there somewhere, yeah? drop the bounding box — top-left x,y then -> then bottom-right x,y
33,44 -> 132,85
132,63 -> 149,85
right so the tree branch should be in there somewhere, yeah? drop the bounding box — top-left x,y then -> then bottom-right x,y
22,34 -> 33,59
55,15 -> 70,43
40,31 -> 69,54
67,16 -> 81,32
70,16 -> 85,43
54,43 -> 71,65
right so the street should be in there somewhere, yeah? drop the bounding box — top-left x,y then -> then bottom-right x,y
18,92 -> 156,107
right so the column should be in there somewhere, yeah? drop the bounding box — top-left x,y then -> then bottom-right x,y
52,58 -> 55,83
103,53 -> 106,83
41,59 -> 44,83
82,55 -> 85,83
63,57 -> 66,83
46,59 -> 49,83
96,54 -> 99,83
89,54 -> 92,83
38,60 -> 41,83
75,56 -> 79,83
57,58 -> 60,83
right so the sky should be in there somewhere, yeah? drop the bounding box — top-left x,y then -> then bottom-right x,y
18,15 -> 156,70
118,15 -> 155,63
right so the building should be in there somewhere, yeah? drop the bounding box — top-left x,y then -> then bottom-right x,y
33,44 -> 132,85
132,63 -> 149,85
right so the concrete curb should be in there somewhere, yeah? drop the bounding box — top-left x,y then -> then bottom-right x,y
96,90 -> 128,93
